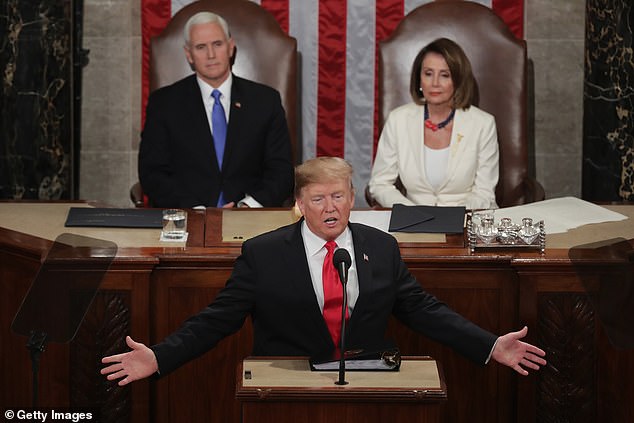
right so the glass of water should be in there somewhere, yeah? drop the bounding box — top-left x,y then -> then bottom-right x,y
161,209 -> 187,240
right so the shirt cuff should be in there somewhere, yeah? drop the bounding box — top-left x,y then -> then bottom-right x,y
485,337 -> 499,364
238,194 -> 263,208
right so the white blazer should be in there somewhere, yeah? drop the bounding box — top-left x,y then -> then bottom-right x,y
369,103 -> 499,210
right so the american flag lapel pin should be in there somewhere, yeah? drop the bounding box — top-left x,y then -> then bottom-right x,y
234,102 -> 241,108
363,253 -> 369,262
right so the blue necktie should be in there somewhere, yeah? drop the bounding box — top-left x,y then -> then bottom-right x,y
211,89 -> 227,206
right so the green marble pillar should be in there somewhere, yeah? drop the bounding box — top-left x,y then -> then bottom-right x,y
583,0 -> 634,201
0,0 -> 74,200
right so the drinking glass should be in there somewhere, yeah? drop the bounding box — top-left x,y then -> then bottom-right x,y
161,209 -> 187,240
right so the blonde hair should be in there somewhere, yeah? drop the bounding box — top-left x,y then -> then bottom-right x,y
294,157 -> 354,198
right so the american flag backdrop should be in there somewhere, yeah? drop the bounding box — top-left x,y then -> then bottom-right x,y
141,0 -> 524,204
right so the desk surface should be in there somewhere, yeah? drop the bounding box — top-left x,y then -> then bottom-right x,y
240,357 -> 441,390
1,202 -> 633,252
0,202 -> 206,249
546,204 -> 634,248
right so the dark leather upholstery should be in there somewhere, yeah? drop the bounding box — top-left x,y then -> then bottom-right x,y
368,0 -> 543,208
131,0 -> 298,207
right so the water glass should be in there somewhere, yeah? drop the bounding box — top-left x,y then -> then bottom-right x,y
162,209 -> 187,240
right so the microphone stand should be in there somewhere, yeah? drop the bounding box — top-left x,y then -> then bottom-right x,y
335,277 -> 349,385
26,331 -> 47,407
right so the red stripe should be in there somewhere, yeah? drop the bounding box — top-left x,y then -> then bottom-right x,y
260,0 -> 290,33
141,0 -> 172,125
316,1 -> 347,158
373,0 -> 404,158
492,0 -> 524,39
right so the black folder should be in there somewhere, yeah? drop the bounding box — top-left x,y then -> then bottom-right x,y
388,203 -> 465,233
64,207 -> 163,228
309,344 -> 401,371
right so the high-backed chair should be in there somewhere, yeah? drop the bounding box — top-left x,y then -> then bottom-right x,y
131,0 -> 298,207
367,0 -> 544,208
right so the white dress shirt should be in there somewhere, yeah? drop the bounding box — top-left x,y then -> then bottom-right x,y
197,75 -> 232,130
301,221 -> 359,315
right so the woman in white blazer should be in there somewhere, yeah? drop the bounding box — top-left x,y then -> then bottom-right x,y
369,38 -> 499,210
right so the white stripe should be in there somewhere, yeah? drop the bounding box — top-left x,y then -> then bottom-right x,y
289,1 -> 319,161
345,0 -> 376,205
405,0 -> 432,14
471,0 -> 493,7
406,0 -> 493,15
171,0 -> 193,15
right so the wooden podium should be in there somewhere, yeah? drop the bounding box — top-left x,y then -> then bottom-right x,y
236,357 -> 447,423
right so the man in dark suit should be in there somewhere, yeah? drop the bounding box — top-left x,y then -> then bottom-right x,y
102,156 -> 546,385
139,11 -> 294,208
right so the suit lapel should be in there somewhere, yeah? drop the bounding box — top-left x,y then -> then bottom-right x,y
283,220 -> 335,347
443,108 -> 470,186
346,224 -> 371,329
183,75 -> 221,174
222,75 -> 245,171
407,105 -> 433,190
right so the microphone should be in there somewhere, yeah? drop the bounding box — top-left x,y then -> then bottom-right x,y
332,248 -> 352,385
332,248 -> 352,285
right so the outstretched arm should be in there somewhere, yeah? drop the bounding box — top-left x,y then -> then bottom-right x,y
101,336 -> 158,386
492,326 -> 547,376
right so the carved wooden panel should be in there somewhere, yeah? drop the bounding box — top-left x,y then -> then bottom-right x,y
537,293 -> 596,422
71,291 -> 131,422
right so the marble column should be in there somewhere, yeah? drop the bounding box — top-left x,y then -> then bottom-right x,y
0,0 -> 74,200
583,0 -> 634,201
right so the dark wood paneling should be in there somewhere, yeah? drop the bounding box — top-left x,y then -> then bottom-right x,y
0,238 -> 153,422
151,267 -> 251,423
2,211 -> 633,423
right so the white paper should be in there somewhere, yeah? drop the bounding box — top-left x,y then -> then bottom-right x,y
350,210 -> 391,233
494,197 -> 627,234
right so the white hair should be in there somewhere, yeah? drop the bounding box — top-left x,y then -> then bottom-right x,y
183,12 -> 231,46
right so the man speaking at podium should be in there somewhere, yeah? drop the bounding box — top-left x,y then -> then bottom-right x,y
102,157 -> 546,384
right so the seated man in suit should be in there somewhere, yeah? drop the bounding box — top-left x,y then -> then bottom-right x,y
101,156 -> 546,385
139,11 -> 294,208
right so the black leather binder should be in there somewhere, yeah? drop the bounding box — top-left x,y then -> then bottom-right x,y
64,207 -> 163,228
309,345 -> 401,371
389,204 -> 465,233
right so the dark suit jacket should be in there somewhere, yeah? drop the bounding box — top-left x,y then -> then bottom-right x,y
138,74 -> 294,208
152,221 -> 497,376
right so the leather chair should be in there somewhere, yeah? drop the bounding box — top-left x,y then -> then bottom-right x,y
131,0 -> 298,207
366,0 -> 544,208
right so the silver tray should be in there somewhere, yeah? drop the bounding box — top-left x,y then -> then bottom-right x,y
467,214 -> 546,253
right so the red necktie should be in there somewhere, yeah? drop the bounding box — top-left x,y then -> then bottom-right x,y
322,240 -> 348,346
